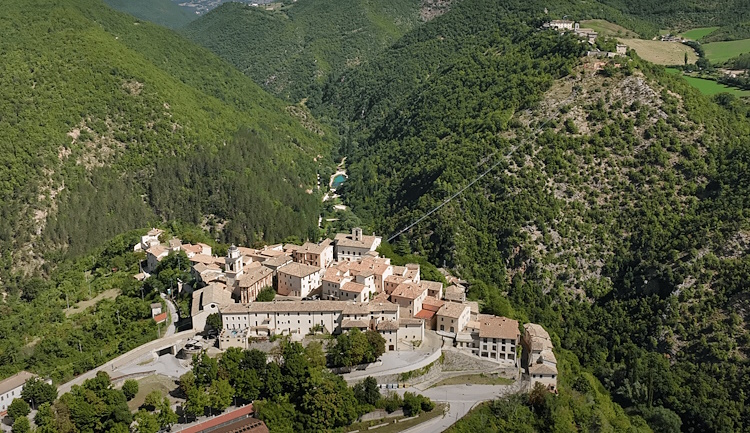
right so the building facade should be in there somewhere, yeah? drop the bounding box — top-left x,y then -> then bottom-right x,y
0,371 -> 37,416
277,263 -> 322,298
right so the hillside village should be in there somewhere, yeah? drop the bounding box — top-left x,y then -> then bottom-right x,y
133,227 -> 559,392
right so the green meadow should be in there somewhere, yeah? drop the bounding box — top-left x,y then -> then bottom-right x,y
704,39 -> 750,63
682,75 -> 750,96
681,27 -> 719,40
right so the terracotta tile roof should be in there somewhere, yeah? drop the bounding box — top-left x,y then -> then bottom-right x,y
153,312 -> 168,323
419,280 -> 443,292
478,315 -> 518,340
371,292 -> 390,303
221,303 -> 252,314
260,255 -> 293,268
334,232 -> 380,249
524,323 -> 554,352
444,284 -> 465,296
182,244 -> 203,255
239,266 -> 272,287
175,405 -> 259,433
529,363 -> 558,375
342,319 -> 369,329
437,302 -> 469,319
147,228 -> 163,237
190,254 -> 223,266
342,302 -> 371,315
202,282 -> 233,306
377,319 -> 399,331
415,310 -> 435,320
422,297 -> 445,311
368,300 -> 399,313
392,266 -> 407,276
350,258 -> 391,275
391,283 -> 426,300
277,262 -> 320,278
322,268 -> 348,283
147,245 -> 167,257
293,242 -> 331,254
399,318 -> 423,326
246,300 -> 354,313
341,281 -> 366,293
0,371 -> 36,395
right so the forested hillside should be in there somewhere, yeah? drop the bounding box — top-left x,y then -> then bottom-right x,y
321,0 -> 750,430
0,0 -> 330,272
181,0 -> 423,102
102,0 -> 196,28
597,0 -> 750,29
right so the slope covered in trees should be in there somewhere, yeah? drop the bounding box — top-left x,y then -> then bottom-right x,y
102,0 -> 196,28
0,0 -> 330,271
320,0 -> 750,430
180,0 -> 424,101
596,0 -> 750,29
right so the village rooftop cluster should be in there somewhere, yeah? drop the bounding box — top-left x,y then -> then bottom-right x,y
134,227 -> 558,392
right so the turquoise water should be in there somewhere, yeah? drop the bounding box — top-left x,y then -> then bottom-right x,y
332,174 -> 346,188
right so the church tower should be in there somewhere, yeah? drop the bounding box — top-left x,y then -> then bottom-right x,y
225,245 -> 244,287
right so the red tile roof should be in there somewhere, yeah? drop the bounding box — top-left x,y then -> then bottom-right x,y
176,405 -> 255,433
153,312 -> 168,323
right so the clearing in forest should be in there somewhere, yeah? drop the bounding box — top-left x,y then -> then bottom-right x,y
618,38 -> 698,65
680,27 -> 720,40
64,288 -> 120,317
580,19 -> 638,38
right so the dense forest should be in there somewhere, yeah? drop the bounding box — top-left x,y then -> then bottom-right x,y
3,0 -> 750,432
101,0 -> 196,28
181,0 -> 423,102
0,0 -> 331,270
597,0 -> 750,29
316,0 -> 750,430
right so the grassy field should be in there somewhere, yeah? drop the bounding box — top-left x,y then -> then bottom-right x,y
681,27 -> 719,40
704,39 -> 750,63
681,75 -> 750,96
580,19 -> 638,38
619,38 -> 698,65
430,374 -> 514,388
126,374 -> 180,411
64,288 -> 120,317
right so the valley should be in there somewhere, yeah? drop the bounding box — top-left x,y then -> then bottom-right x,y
1,0 -> 750,432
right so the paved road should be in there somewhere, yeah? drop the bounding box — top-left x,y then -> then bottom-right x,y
344,331 -> 443,381
396,383 -> 523,433
57,330 -> 196,395
161,294 -> 178,337
113,353 -> 190,380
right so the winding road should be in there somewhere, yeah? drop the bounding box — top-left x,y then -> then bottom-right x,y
397,383 -> 524,433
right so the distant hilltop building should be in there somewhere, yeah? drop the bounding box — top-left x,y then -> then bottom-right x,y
546,19 -> 575,31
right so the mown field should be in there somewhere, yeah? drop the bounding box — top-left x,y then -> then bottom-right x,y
704,38 -> 750,63
681,75 -> 750,96
580,19 -> 639,38
619,38 -> 698,64
681,26 -> 719,40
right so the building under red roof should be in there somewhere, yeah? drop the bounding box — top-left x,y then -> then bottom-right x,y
153,312 -> 168,323
175,405 -> 267,433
